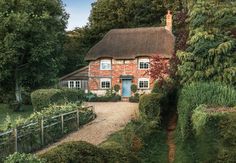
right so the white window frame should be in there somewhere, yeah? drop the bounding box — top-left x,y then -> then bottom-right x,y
138,78 -> 150,89
138,58 -> 150,70
68,80 -> 81,89
100,78 -> 111,89
100,59 -> 112,70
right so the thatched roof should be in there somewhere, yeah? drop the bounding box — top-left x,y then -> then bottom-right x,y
85,27 -> 175,61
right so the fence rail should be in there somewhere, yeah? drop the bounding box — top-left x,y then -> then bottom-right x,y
0,106 -> 94,161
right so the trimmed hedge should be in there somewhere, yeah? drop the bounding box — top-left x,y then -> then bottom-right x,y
191,105 -> 236,162
139,93 -> 164,121
31,88 -> 84,111
177,82 -> 236,140
39,141 -> 139,163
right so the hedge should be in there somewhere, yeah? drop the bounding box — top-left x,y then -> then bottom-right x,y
177,82 -> 236,140
88,95 -> 121,102
139,93 -> 164,121
31,88 -> 84,111
39,141 -> 140,163
191,105 -> 236,162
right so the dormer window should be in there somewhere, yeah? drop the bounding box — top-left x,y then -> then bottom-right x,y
100,59 -> 111,70
139,58 -> 150,69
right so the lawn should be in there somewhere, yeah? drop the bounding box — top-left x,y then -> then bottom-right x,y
0,104 -> 34,130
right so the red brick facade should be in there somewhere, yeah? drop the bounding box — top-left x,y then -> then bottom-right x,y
88,57 -> 169,96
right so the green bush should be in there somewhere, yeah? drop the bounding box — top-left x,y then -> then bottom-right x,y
88,95 -> 121,102
191,105 -> 236,162
4,152 -> 44,163
31,88 -> 84,111
139,93 -> 164,121
177,82 -> 236,141
131,84 -> 138,94
114,84 -> 120,93
39,141 -> 139,163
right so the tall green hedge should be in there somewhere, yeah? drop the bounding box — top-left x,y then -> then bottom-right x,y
139,93 -> 164,121
177,82 -> 236,140
31,88 -> 84,111
191,105 -> 236,162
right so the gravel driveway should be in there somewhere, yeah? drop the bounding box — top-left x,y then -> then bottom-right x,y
37,102 -> 138,155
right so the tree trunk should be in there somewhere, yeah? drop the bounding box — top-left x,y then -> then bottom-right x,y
15,68 -> 22,111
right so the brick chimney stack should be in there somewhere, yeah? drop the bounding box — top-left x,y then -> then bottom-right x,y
165,10 -> 172,32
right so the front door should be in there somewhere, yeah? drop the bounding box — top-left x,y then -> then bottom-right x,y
122,79 -> 132,97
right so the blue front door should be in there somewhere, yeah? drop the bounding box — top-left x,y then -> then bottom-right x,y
122,80 -> 132,97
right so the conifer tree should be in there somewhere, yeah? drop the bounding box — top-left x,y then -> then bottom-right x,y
177,1 -> 236,86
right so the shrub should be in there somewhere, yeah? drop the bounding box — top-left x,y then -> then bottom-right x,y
31,88 -> 84,111
5,152 -> 44,163
139,93 -> 164,121
39,141 -> 139,163
131,84 -> 138,94
191,105 -> 236,162
129,93 -> 140,103
88,95 -> 121,102
31,89 -> 64,111
114,84 -> 120,93
177,82 -> 236,141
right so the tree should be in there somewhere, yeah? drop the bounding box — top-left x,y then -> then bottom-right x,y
0,0 -> 68,106
177,1 -> 236,86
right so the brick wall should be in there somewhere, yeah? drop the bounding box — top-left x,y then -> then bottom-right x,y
88,57 -> 169,96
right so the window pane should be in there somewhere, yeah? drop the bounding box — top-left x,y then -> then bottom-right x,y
69,81 -> 74,88
75,81 -> 80,89
139,61 -> 149,69
101,60 -> 111,70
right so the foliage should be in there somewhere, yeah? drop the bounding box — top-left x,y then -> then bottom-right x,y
131,84 -> 138,94
4,152 -> 44,163
191,105 -> 236,162
0,0 -> 68,103
0,104 -> 95,160
139,93 -> 164,121
177,82 -> 236,141
39,141 -> 139,163
177,1 -> 236,86
149,56 -> 170,82
31,88 -> 84,111
0,104 -> 33,131
100,119 -> 168,163
113,84 -> 120,93
87,91 -> 121,102
129,93 -> 140,103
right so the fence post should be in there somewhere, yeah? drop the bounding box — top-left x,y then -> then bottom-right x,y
41,118 -> 44,146
14,128 -> 18,152
61,114 -> 64,134
77,110 -> 79,130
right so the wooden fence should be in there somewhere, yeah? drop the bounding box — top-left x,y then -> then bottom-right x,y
0,106 -> 94,161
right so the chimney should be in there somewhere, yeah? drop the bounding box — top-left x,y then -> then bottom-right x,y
165,10 -> 172,32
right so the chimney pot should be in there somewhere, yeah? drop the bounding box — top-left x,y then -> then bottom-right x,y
165,10 -> 172,32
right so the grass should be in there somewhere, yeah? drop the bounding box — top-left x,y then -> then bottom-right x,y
0,104 -> 34,130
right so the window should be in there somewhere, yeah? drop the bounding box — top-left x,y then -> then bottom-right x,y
100,59 -> 111,70
138,78 -> 149,89
139,58 -> 150,69
68,80 -> 81,89
100,78 -> 111,89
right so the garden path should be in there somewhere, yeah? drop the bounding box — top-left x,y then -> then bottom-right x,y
36,102 -> 138,155
167,113 -> 177,163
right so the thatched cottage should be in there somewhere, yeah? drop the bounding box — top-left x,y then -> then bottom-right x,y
60,11 -> 175,97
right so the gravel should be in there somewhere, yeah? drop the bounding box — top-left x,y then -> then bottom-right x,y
36,102 -> 138,155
